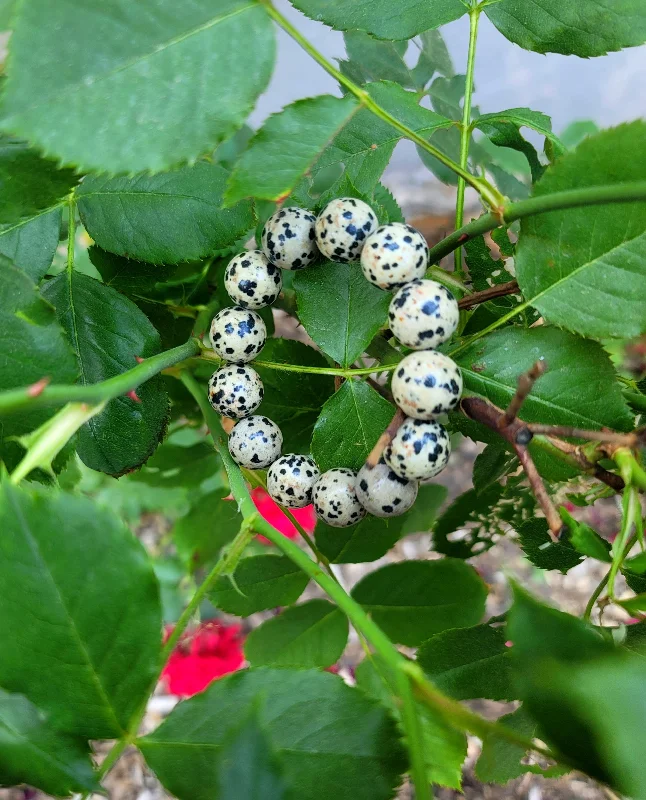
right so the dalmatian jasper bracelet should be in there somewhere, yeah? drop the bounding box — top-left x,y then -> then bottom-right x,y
208,195 -> 463,526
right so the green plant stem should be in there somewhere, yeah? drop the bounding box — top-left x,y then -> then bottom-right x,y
608,486 -> 639,599
179,369 -> 565,770
583,572 -> 610,622
624,390 -> 646,415
0,339 -> 201,416
426,264 -> 467,293
428,181 -> 646,267
396,667 -> 431,800
454,5 -> 480,274
259,0 -> 503,209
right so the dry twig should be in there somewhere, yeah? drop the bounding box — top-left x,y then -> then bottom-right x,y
457,279 -> 519,309
365,408 -> 406,468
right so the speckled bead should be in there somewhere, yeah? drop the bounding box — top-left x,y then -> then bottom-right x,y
209,307 -> 266,364
389,279 -> 459,350
224,250 -> 282,309
262,207 -> 319,270
315,197 -> 377,263
208,365 -> 264,420
360,223 -> 429,290
312,468 -> 367,528
228,415 -> 283,470
384,418 -> 451,481
267,454 -> 320,508
356,457 -> 418,518
391,351 -> 462,420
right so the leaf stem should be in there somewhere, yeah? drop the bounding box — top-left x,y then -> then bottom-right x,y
0,339 -> 201,416
454,5 -> 481,273
608,485 -> 639,599
260,0 -> 503,209
66,197 -> 76,274
395,668 -> 431,800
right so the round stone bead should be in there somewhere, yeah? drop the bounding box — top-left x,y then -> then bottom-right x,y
391,351 -> 463,420
208,365 -> 264,420
224,250 -> 282,309
384,418 -> 451,481
355,458 -> 418,518
267,454 -> 320,509
315,197 -> 377,263
360,222 -> 429,290
209,307 -> 266,363
312,468 -> 366,528
228,415 -> 283,470
262,207 -> 319,270
389,279 -> 459,350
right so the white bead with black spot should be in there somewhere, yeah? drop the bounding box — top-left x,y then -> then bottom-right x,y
389,279 -> 459,350
262,207 -> 319,270
228,415 -> 283,470
384,418 -> 451,481
312,468 -> 366,528
360,222 -> 429,290
209,307 -> 266,364
315,197 -> 377,263
391,351 -> 463,420
225,250 -> 282,309
267,454 -> 320,508
355,457 -> 418,518
208,365 -> 264,420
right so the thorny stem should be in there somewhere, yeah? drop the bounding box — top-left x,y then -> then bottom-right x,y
454,5 -> 481,274
260,0 -> 503,210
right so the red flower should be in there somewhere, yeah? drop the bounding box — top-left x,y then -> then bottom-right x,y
251,486 -> 316,544
161,621 -> 245,697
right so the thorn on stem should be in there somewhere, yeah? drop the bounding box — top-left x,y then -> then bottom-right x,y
126,390 -> 142,403
134,355 -> 145,363
27,377 -> 50,397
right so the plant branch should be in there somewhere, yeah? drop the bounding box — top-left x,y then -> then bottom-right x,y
0,339 -> 201,416
260,0 -> 503,209
454,5 -> 481,273
457,279 -> 519,309
527,425 -> 639,448
499,360 -> 547,428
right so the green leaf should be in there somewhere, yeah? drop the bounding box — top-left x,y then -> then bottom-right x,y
0,207 -> 62,282
351,559 -> 487,646
0,264 -> 77,471
560,508 -> 611,563
515,123 -> 646,340
290,0 -> 467,39
355,657 -> 466,789
472,444 -> 517,494
255,339 -> 335,453
245,599 -> 349,668
217,708 -> 289,800
464,235 -> 516,296
0,689 -> 98,796
139,668 -> 407,800
0,483 -> 161,738
432,484 -> 508,559
518,518 -> 582,573
77,162 -> 254,265
89,246 -> 176,297
173,488 -> 240,570
559,120 -> 599,150
209,555 -> 310,616
417,624 -> 514,701
343,33 -> 415,89
475,706 -> 538,784
455,326 -> 634,430
226,95 -> 359,204
311,380 -> 394,472
128,440 -> 220,488
314,82 -> 452,194
0,137 -> 77,224
411,29 -> 454,87
0,0 -> 275,173
294,262 -> 391,367
372,182 -> 405,224
316,484 -> 445,564
42,272 -> 169,476
485,0 -> 646,57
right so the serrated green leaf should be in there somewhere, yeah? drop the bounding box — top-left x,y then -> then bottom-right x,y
559,120 -> 599,150
89,246 -> 176,297
518,518 -> 582,573
515,123 -> 646,340
0,264 -> 78,472
173,488 -> 240,571
343,32 -> 415,88
372,182 -> 405,223
475,706 -> 538,784
0,207 -> 62,282
455,326 -> 634,430
42,271 -> 169,475
355,657 -> 466,789
485,0 -> 646,57
472,444 -> 518,494
226,95 -> 359,205
294,262 -> 391,367
0,137 -> 77,224
315,484 -> 445,564
209,555 -> 309,616
139,668 -> 407,800
217,708 -> 289,800
0,483 -> 161,738
0,0 -> 275,173
245,599 -> 349,668
351,559 -> 487,646
128,440 -> 220,487
0,689 -> 99,796
77,162 -> 254,265
289,0 -> 466,39
560,508 -> 611,563
411,29 -> 454,87
314,82 -> 452,194
311,380 -> 394,472
432,484 -> 506,559
417,624 -> 514,701
255,339 -> 334,453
